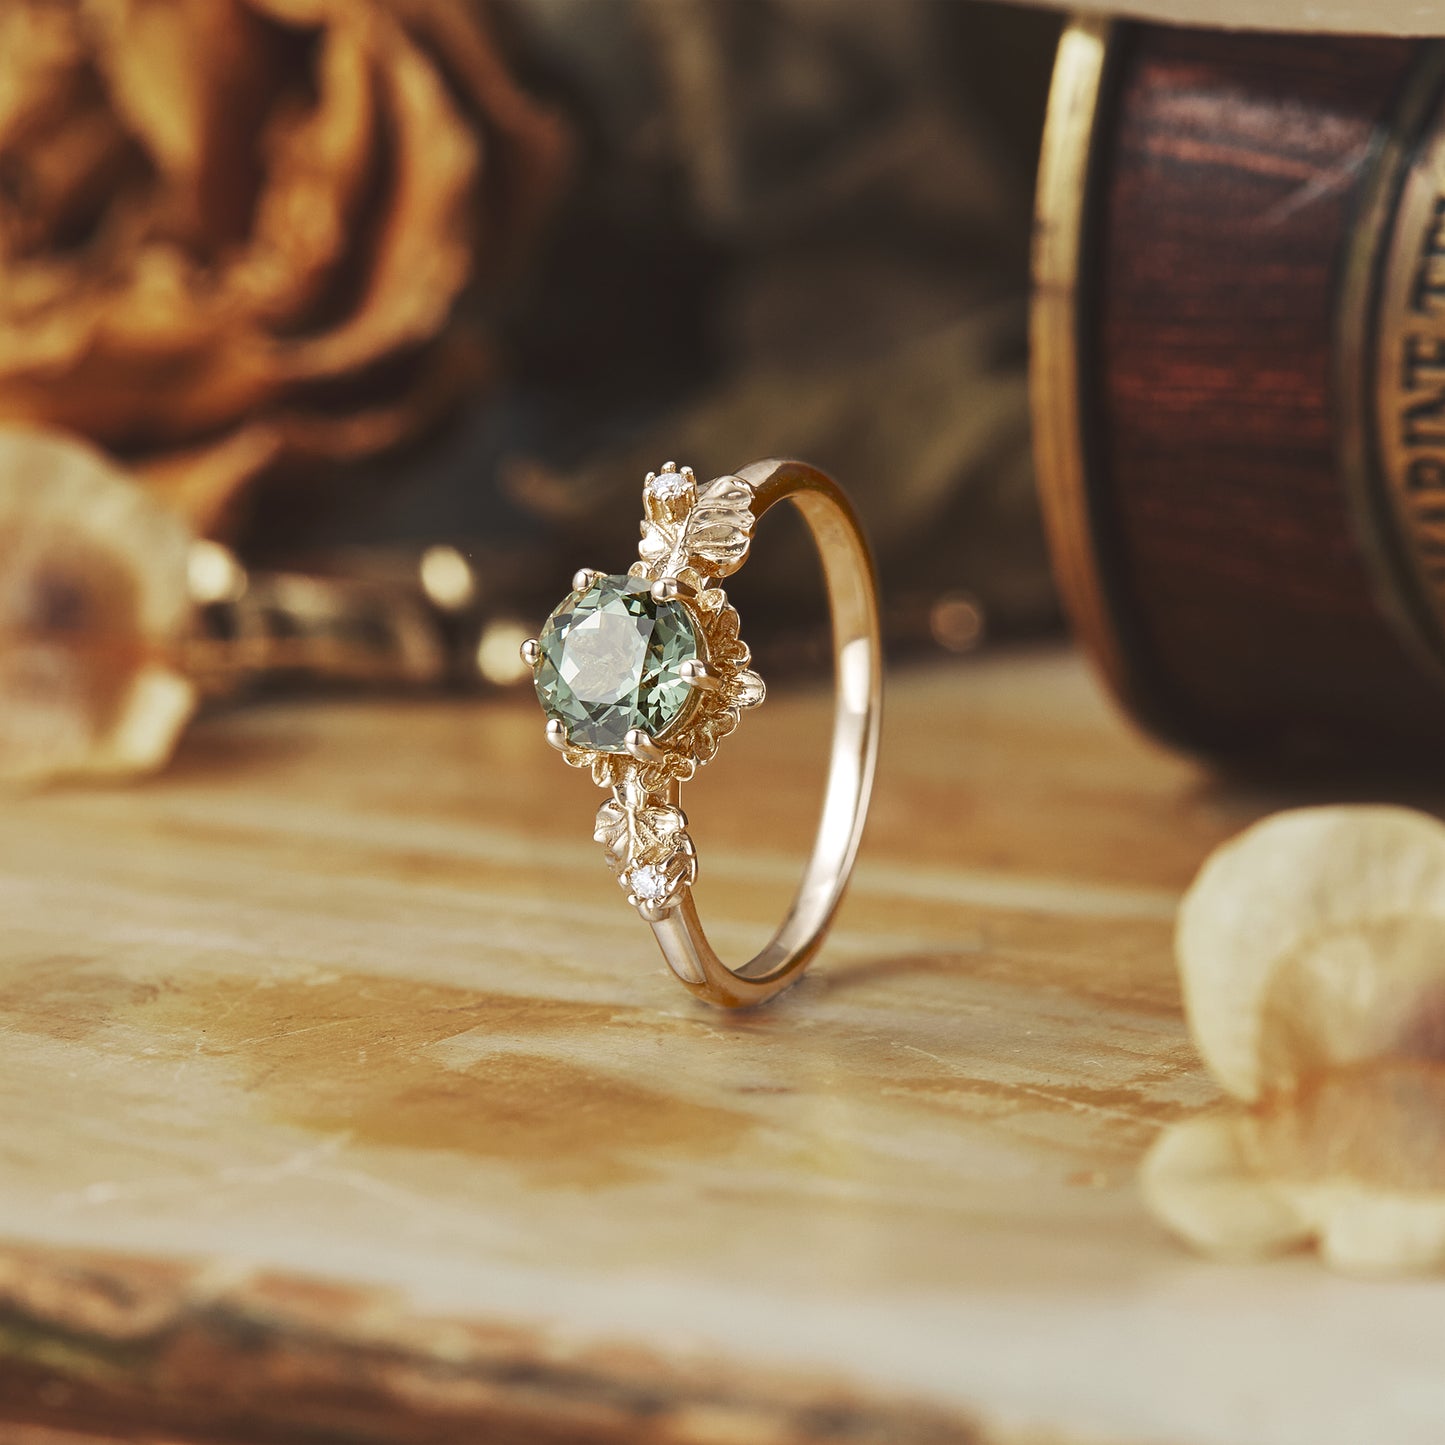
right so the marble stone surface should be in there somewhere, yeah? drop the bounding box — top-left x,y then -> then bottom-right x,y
0,649 -> 1440,1443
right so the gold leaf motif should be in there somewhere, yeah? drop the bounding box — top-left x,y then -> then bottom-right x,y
558,740 -> 593,770
728,669 -> 765,709
685,475 -> 755,578
645,751 -> 697,789
691,707 -> 740,765
594,791 -> 697,912
702,604 -> 751,668
590,755 -> 626,789
637,520 -> 673,569
638,472 -> 754,583
543,462 -> 765,805
593,795 -> 685,867
590,750 -> 694,793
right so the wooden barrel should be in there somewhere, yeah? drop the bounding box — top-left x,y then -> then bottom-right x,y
1032,18 -> 1445,759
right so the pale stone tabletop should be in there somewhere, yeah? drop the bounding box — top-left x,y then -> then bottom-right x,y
1,649 -> 1441,1444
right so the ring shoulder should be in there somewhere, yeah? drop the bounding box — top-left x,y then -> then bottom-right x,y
638,467 -> 756,587
594,784 -> 698,919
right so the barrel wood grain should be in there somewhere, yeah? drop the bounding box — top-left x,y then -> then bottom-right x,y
1081,28 -> 1445,752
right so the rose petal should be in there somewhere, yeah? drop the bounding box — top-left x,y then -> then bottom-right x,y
0,0 -> 571,534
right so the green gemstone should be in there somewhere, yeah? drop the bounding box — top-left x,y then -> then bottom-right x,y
535,574 -> 700,752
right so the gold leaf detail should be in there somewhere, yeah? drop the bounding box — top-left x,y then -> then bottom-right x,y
729,669 -> 766,709
591,755 -> 627,789
594,793 -> 697,911
638,520 -> 672,568
593,796 -> 685,867
703,604 -> 751,669
685,475 -> 755,577
690,707 -> 741,766
638,473 -> 754,582
639,751 -> 697,790
588,750 -> 695,792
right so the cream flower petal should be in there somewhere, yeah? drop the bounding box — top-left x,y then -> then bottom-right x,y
1141,1113 -> 1310,1261
1175,806 -> 1445,1101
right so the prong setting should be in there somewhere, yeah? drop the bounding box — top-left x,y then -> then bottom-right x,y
572,567 -> 602,593
679,658 -> 720,692
545,719 -> 569,752
624,728 -> 666,763
651,576 -> 680,603
644,462 -> 698,508
520,637 -> 541,668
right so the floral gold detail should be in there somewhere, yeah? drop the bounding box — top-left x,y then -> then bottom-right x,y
529,462 -> 765,916
1143,806 -> 1445,1275
638,463 -> 756,594
594,791 -> 697,916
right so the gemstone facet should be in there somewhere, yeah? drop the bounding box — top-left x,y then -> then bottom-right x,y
535,574 -> 700,752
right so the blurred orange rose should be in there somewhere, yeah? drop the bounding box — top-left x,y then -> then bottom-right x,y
0,0 -> 569,535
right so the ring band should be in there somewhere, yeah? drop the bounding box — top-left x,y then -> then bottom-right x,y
523,458 -> 881,1008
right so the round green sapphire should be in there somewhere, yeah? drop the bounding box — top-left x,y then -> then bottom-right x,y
535,574 -> 700,752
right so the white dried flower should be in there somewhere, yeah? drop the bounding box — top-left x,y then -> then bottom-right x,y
1143,806 -> 1445,1275
0,429 -> 196,786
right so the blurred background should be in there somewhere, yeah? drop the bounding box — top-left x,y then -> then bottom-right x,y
0,0 -> 1066,788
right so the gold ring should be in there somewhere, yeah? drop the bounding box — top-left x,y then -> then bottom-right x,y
522,458 -> 882,1009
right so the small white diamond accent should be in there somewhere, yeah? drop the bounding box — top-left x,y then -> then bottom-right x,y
630,864 -> 671,902
647,471 -> 693,501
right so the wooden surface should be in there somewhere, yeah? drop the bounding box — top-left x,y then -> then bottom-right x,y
1,649 -> 1443,1444
1069,27 -> 1445,753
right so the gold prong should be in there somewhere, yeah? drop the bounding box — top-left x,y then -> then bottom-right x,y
520,638 -> 541,667
624,728 -> 665,763
572,567 -> 602,593
679,658 -> 720,692
659,460 -> 678,473
680,465 -> 696,482
651,577 -> 680,603
545,719 -> 569,752
636,899 -> 672,924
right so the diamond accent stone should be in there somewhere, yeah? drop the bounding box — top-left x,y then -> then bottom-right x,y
535,574 -> 699,752
647,469 -> 693,501
630,863 -> 671,901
